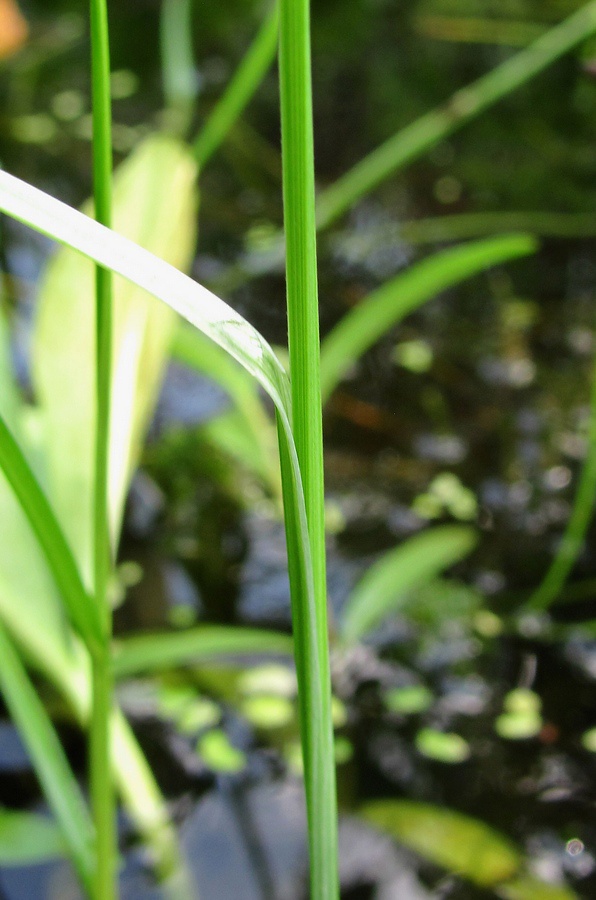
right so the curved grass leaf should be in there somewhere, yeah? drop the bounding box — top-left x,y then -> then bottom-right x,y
361,800 -> 521,888
112,626 -> 293,678
0,622 -> 94,890
0,166 -> 329,900
319,234 -> 538,403
341,525 -> 478,644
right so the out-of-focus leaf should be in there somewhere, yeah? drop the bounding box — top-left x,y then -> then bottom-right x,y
197,729 -> 246,773
319,234 -> 537,403
361,800 -> 521,887
33,135 -> 198,587
415,728 -> 471,763
341,525 -> 478,644
0,809 -> 65,865
112,626 -> 293,678
498,875 -> 578,899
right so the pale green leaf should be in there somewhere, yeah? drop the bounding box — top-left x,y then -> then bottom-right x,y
361,800 -> 521,887
32,134 -> 198,587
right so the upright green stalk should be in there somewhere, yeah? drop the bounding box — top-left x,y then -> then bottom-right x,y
278,1 -> 338,897
90,0 -> 116,897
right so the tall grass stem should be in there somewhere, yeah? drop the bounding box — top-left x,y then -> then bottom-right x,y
278,0 -> 338,895
90,0 -> 116,895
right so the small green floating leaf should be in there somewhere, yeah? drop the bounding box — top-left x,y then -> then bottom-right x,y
176,698 -> 220,734
415,728 -> 471,763
0,809 -> 66,865
495,713 -> 542,741
496,689 -> 542,740
581,727 -> 596,752
238,663 -> 297,698
393,339 -> 433,373
334,736 -> 354,765
498,875 -> 579,900
241,695 -> 294,730
197,729 -> 247,774
361,800 -> 522,887
384,685 -> 434,715
504,689 -> 541,715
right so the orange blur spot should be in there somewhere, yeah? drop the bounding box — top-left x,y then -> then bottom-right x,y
0,0 -> 28,59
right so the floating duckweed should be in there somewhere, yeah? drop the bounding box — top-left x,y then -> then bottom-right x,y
384,684 -> 434,715
176,698 -> 220,734
238,664 -> 296,698
504,688 -> 541,715
415,728 -> 471,763
110,69 -> 139,99
473,610 -> 504,638
581,727 -> 596,753
156,684 -> 196,719
51,90 -> 86,122
11,115 -> 57,144
241,694 -> 294,729
495,689 -> 542,740
334,736 -> 354,765
393,339 -> 433,373
495,711 -> 542,741
197,730 -> 246,774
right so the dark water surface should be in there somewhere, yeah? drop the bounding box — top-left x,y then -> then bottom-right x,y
3,0 -> 596,897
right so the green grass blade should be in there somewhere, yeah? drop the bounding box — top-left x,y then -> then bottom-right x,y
0,621 -> 95,892
278,0 -> 338,892
0,413 -> 102,652
192,2 -> 279,168
341,525 -> 478,645
315,1 -> 596,230
526,364 -> 596,613
320,233 -> 538,403
321,234 -> 538,402
112,626 -> 293,678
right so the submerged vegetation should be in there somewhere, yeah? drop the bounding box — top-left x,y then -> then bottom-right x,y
2,0 -> 596,898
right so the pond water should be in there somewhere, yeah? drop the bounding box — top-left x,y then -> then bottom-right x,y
3,0 -> 596,897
